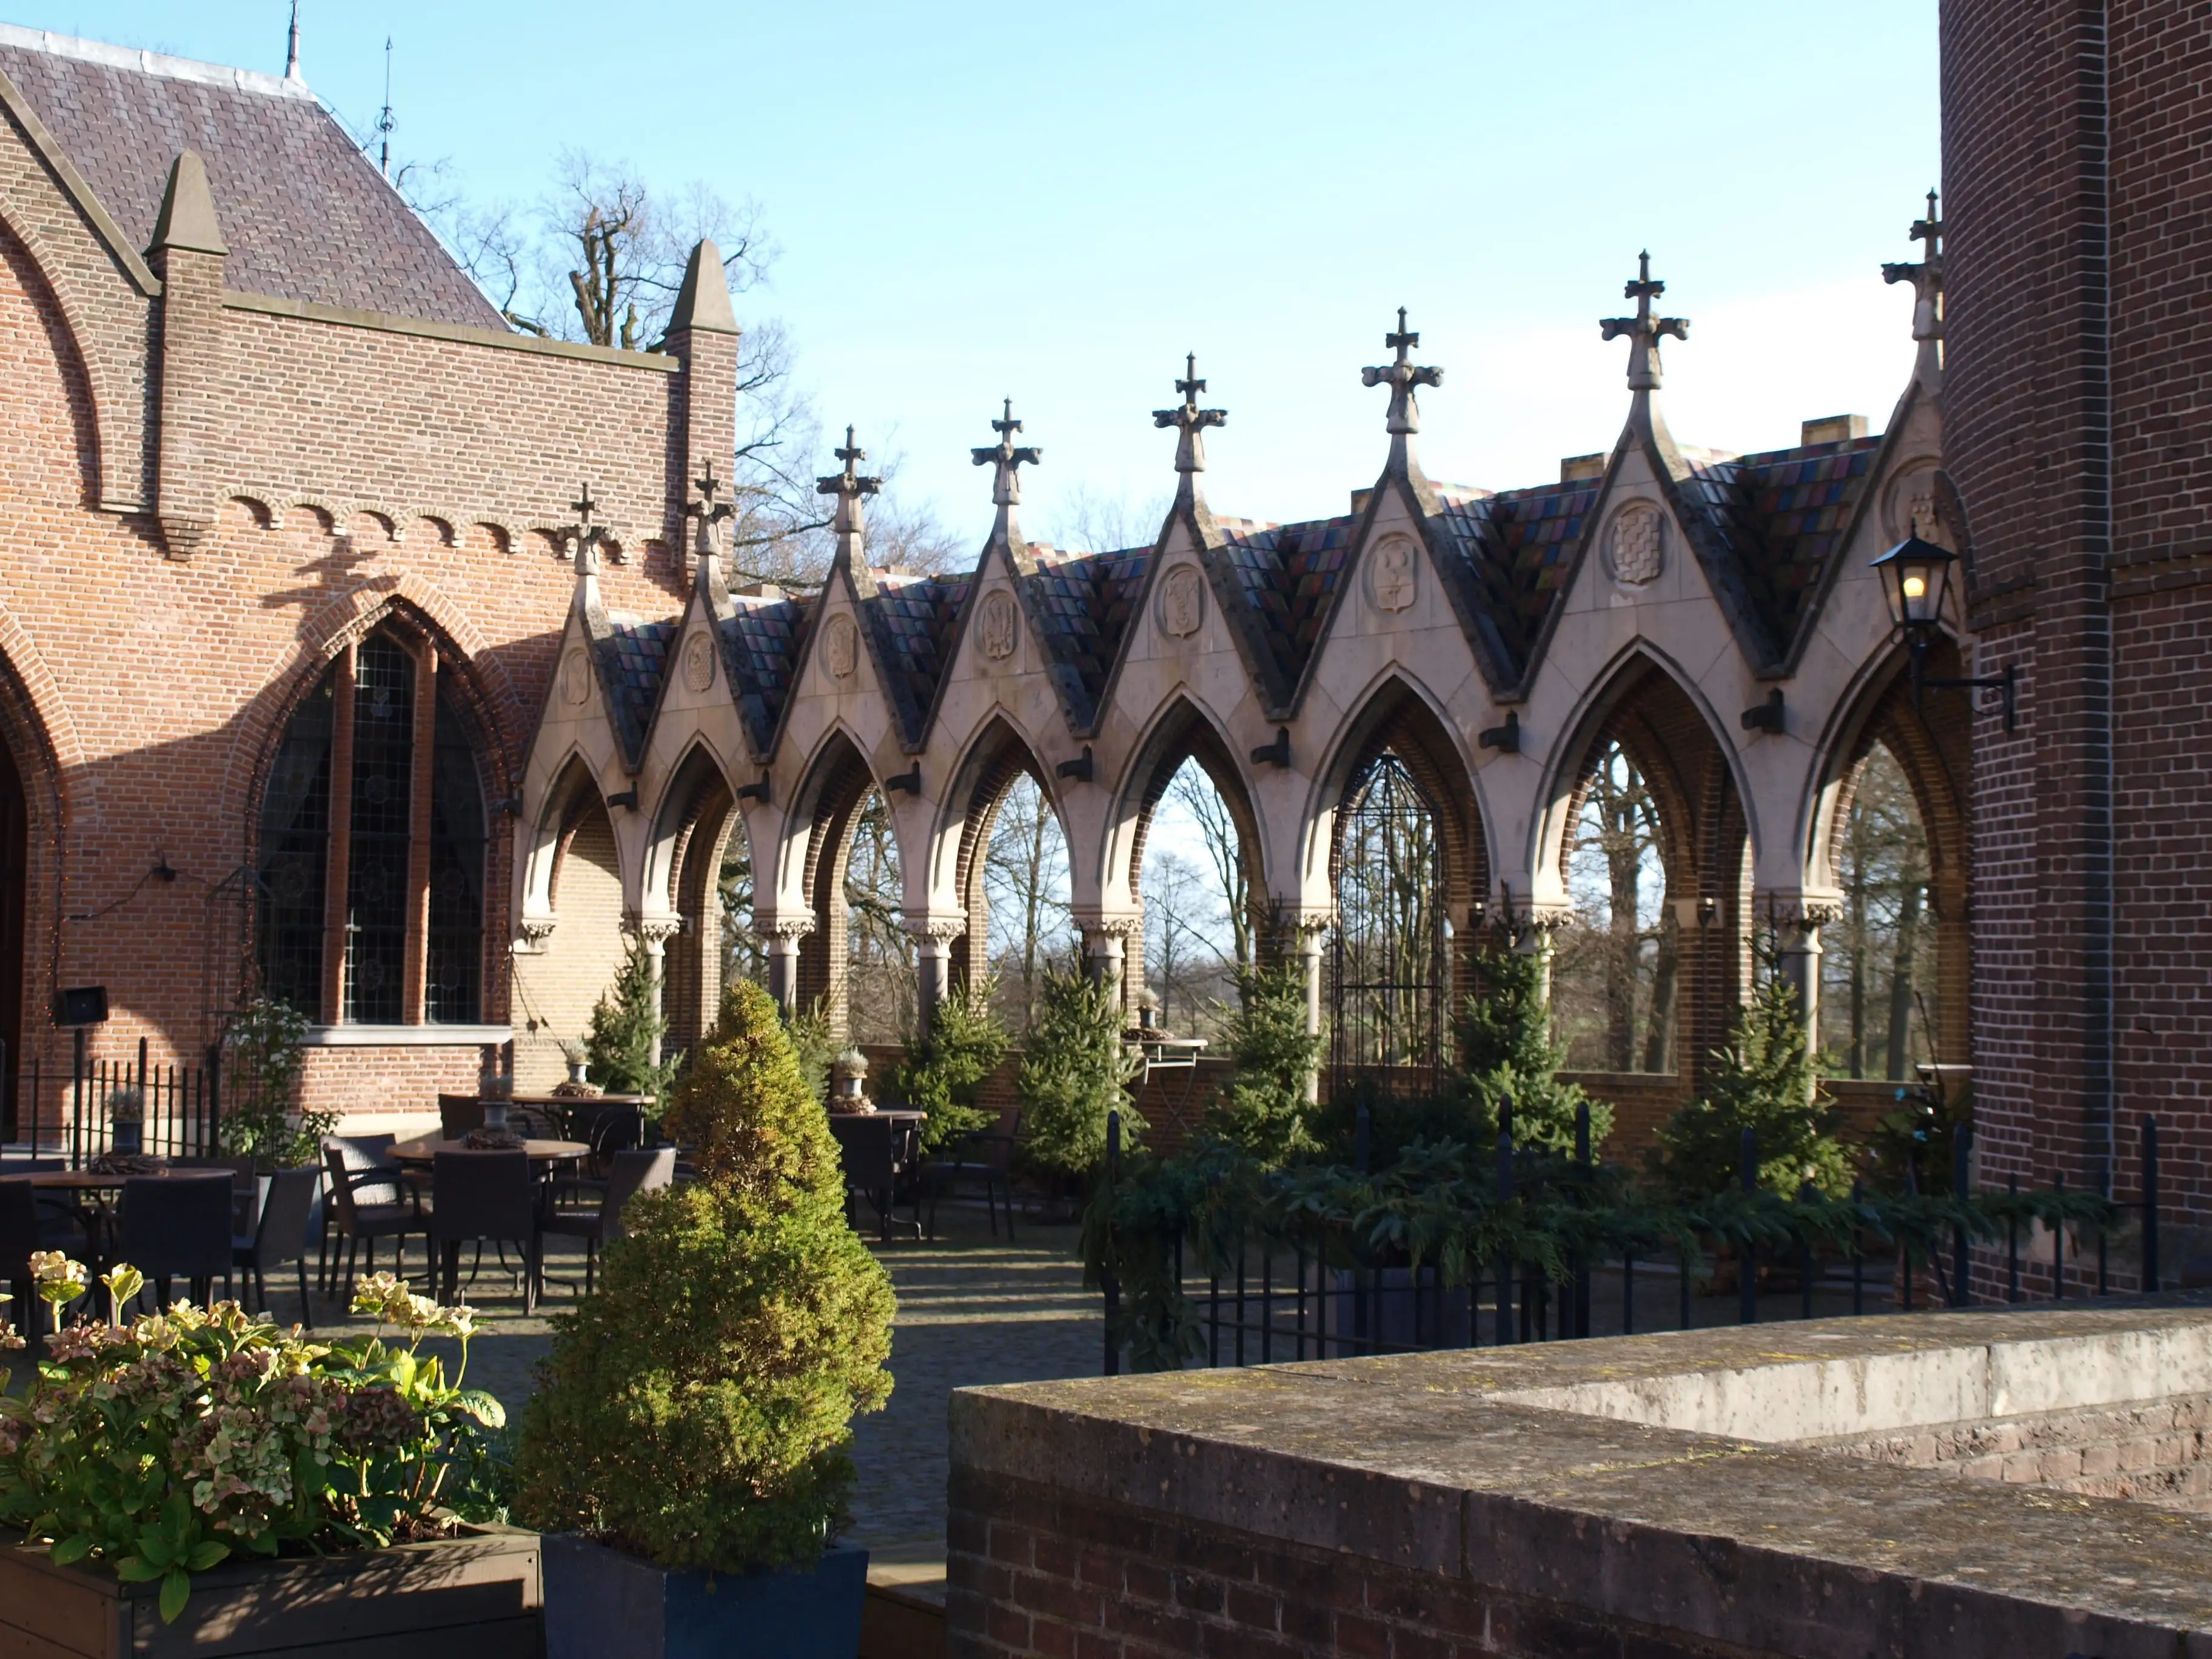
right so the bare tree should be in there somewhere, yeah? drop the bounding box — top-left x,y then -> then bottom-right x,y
1168,762 -> 1252,971
1144,850 -> 1232,1037
842,788 -> 914,1044
981,774 -> 1073,1031
1043,485 -> 1171,554
1822,743 -> 1934,1079
1555,743 -> 1669,1072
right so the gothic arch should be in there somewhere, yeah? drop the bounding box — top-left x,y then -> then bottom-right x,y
1312,673 -> 1492,1013
0,196 -> 127,509
1538,646 -> 1753,1086
788,725 -> 890,1036
937,714 -> 1067,992
652,742 -> 745,1054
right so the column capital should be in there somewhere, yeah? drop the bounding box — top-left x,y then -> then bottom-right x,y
751,911 -> 818,942
1757,889 -> 1846,930
901,914 -> 969,945
622,913 -> 685,948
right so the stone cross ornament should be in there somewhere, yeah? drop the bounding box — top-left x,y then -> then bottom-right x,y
686,460 -> 734,562
971,400 -> 1042,508
562,482 -> 611,570
1881,189 -> 1945,345
1361,308 -> 1443,435
816,426 -> 882,536
1153,354 -> 1227,473
1600,253 -> 1689,391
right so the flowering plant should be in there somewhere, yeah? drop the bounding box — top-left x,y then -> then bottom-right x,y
0,1264 -> 506,1622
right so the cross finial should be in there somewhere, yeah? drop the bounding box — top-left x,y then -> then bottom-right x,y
1882,189 -> 1946,354
1599,252 -> 1689,392
815,424 -> 883,538
561,481 -> 610,568
1153,352 -> 1227,474
971,400 -> 1042,511
1361,306 -> 1444,437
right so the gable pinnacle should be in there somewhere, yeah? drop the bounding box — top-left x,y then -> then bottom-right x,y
561,481 -> 611,574
815,425 -> 883,540
1360,306 -> 1443,436
284,0 -> 301,81
1882,188 -> 1946,347
686,458 -> 735,576
970,399 -> 1042,514
1599,252 -> 1689,392
1152,352 -> 1227,474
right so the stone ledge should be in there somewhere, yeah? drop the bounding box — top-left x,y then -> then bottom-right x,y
949,1302 -> 2212,1654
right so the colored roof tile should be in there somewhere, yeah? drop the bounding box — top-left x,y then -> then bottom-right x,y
1681,435 -> 1883,654
719,592 -> 816,754
594,617 -> 673,768
1027,543 -> 1154,722
1431,478 -> 1600,682
863,569 -> 971,743
1215,514 -> 1359,693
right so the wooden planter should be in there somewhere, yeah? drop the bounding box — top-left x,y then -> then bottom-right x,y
543,1534 -> 867,1659
0,1524 -> 542,1659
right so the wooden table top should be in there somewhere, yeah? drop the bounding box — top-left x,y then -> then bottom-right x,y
19,1166 -> 236,1191
389,1137 -> 591,1164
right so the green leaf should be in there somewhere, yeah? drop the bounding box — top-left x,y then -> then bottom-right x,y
184,1541 -> 230,1572
49,1533 -> 94,1567
454,1390 -> 506,1429
158,1568 -> 190,1624
113,1555 -> 163,1583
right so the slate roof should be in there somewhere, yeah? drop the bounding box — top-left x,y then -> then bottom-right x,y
1432,478 -> 1601,683
1214,513 -> 1359,694
1677,435 -> 1883,657
595,617 -> 674,768
0,25 -> 503,327
719,593 -> 814,755
1027,544 -> 1152,721
863,570 -> 970,742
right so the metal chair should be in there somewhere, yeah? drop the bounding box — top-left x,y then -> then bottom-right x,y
828,1114 -> 920,1242
430,1150 -> 541,1310
321,1141 -> 430,1298
234,1165 -> 320,1329
922,1110 -> 1022,1239
116,1174 -> 235,1307
318,1133 -> 402,1289
540,1147 -> 676,1293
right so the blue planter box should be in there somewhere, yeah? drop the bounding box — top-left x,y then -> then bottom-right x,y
544,1534 -> 869,1659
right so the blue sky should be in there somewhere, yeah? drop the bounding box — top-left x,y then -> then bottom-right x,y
21,2 -> 1939,544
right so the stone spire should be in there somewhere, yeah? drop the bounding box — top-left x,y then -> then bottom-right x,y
970,400 -> 1041,540
1153,353 -> 1227,483
1600,252 -> 1688,395
1882,189 -> 1945,387
562,481 -> 612,618
686,458 -> 734,604
284,1 -> 302,81
817,426 -> 882,568
1361,308 -> 1443,469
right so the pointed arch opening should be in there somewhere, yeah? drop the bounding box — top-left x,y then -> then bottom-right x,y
652,747 -> 746,1059
947,720 -> 1073,1034
1321,680 -> 1488,1094
1115,700 -> 1266,1034
793,731 -> 910,1042
1547,656 -> 1749,1106
1818,642 -> 1971,1083
508,754 -> 627,1088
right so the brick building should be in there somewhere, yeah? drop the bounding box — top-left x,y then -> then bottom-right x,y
0,25 -> 728,1132
1943,0 -> 2212,1265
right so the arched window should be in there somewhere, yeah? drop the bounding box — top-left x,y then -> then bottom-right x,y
1329,749 -> 1450,1077
256,629 -> 487,1026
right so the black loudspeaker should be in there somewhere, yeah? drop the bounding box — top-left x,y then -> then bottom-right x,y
53,985 -> 108,1027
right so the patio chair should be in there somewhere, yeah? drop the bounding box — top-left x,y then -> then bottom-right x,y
922,1110 -> 1022,1240
829,1114 -> 920,1242
321,1141 -> 430,1299
318,1134 -> 403,1290
539,1147 -> 677,1293
116,1174 -> 235,1307
1,1175 -> 91,1346
233,1165 -> 320,1330
172,1155 -> 263,1238
430,1150 -> 542,1311
438,1094 -> 485,1139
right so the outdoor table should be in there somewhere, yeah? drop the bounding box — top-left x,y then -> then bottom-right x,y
22,1165 -> 234,1260
388,1137 -> 591,1167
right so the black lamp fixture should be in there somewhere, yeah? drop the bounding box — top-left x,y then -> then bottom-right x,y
1869,536 -> 2016,730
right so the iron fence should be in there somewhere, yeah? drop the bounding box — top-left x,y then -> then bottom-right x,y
1,1036 -> 220,1168
1094,1108 -> 2163,1376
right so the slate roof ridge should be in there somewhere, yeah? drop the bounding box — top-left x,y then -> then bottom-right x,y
0,24 -> 313,101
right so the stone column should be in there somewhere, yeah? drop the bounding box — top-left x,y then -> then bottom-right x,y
757,917 -> 815,1016
906,917 -> 967,1034
1281,910 -> 1335,1102
1761,894 -> 1842,1056
624,916 -> 684,1063
1076,916 -> 1142,1015
1513,904 -> 1571,1002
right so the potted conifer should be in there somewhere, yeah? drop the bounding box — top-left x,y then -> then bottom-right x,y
515,980 -> 894,1659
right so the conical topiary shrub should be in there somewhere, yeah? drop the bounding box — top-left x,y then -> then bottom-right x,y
514,980 -> 894,1573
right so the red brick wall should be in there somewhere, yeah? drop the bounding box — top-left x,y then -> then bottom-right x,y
0,150 -> 712,1133
1945,0 -> 2212,1255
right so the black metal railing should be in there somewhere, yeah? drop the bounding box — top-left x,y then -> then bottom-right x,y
2,1036 -> 220,1168
1094,1107 -> 2166,1376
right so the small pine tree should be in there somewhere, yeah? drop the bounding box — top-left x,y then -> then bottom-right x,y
784,997 -> 835,1106
888,980 -> 1011,1151
583,937 -> 681,1098
1454,943 -> 1610,1153
1654,972 -> 1853,1198
515,980 -> 894,1572
1015,966 -> 1141,1181
1199,964 -> 1322,1168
